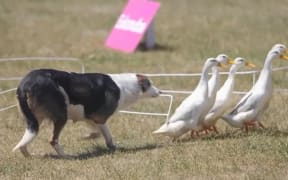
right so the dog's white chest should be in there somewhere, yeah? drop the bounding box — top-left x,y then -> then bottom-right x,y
67,104 -> 85,122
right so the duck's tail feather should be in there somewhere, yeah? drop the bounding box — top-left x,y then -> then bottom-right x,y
153,124 -> 169,134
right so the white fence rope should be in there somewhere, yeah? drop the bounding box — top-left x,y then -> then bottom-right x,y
0,57 -> 85,112
1,57 -> 288,120
119,94 -> 173,121
146,65 -> 288,95
0,88 -> 17,95
0,104 -> 17,112
0,94 -> 174,121
0,57 -> 85,81
160,89 -> 248,95
0,57 -> 174,119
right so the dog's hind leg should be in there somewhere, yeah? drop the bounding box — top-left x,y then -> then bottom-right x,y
50,115 -> 68,157
98,124 -> 116,151
46,95 -> 68,156
13,94 -> 39,157
13,129 -> 37,157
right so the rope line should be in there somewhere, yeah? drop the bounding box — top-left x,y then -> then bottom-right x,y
1,57 -> 288,121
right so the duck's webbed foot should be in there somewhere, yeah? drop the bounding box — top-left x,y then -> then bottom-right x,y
243,120 -> 264,132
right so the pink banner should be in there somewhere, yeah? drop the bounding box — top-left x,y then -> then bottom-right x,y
105,0 -> 160,53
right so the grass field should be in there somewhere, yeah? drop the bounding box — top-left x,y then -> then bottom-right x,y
1,0 -> 288,179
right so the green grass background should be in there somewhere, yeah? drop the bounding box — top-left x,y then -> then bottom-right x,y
1,0 -> 288,179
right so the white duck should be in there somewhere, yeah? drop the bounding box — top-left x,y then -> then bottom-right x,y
153,58 -> 222,140
206,54 -> 234,115
222,44 -> 288,131
191,54 -> 233,136
202,57 -> 255,133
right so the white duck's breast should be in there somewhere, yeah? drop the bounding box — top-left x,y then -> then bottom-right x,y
169,97 -> 206,124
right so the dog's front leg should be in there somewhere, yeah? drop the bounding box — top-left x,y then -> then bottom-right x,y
98,123 -> 116,151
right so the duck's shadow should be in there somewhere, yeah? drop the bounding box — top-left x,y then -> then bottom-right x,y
180,127 -> 288,142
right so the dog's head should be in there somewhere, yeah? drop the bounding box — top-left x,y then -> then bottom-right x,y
136,74 -> 161,98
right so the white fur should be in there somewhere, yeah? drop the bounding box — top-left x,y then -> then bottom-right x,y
63,73 -> 159,152
59,86 -> 98,148
13,129 -> 37,155
67,104 -> 85,122
109,73 -> 160,110
109,74 -> 140,110
13,73 -> 160,157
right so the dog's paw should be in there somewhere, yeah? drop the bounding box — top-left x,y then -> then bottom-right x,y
107,143 -> 116,152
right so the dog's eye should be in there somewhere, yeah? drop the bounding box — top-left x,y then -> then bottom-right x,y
139,79 -> 151,92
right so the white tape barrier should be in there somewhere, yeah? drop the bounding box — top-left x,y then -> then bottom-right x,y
0,104 -> 17,112
0,88 -> 17,112
0,57 -> 84,81
0,93 -> 174,122
0,88 -> 17,95
160,89 -> 247,95
0,57 -> 84,111
1,57 -> 288,119
146,65 -> 288,95
146,65 -> 288,77
119,94 -> 173,121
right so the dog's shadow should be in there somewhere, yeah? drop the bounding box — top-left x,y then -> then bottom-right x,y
43,128 -> 288,160
44,143 -> 163,160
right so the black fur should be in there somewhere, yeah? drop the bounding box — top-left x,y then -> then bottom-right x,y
17,88 -> 39,133
17,69 -> 121,133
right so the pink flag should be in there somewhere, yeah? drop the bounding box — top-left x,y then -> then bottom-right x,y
105,0 -> 160,53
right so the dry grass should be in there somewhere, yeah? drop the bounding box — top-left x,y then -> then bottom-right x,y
1,0 -> 288,179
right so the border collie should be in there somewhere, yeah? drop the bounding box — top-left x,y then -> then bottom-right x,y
12,69 -> 161,157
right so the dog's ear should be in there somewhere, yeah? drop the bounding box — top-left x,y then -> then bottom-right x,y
136,74 -> 151,92
136,74 -> 146,81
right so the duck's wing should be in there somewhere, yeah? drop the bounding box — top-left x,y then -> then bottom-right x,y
208,103 -> 223,116
168,101 -> 201,124
229,91 -> 255,115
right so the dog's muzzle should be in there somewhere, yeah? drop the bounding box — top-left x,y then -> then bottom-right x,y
152,87 -> 162,97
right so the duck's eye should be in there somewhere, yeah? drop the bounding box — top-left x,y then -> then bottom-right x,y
277,45 -> 284,50
273,51 -> 280,55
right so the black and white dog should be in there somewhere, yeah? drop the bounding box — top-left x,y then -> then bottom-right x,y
13,69 -> 161,157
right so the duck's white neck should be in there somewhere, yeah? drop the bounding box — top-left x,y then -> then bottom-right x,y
229,65 -> 241,76
195,64 -> 211,93
218,65 -> 238,94
255,53 -> 275,89
262,53 -> 274,72
212,66 -> 219,76
208,66 -> 219,98
209,67 -> 219,85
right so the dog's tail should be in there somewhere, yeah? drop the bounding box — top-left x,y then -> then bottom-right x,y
13,91 -> 39,152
